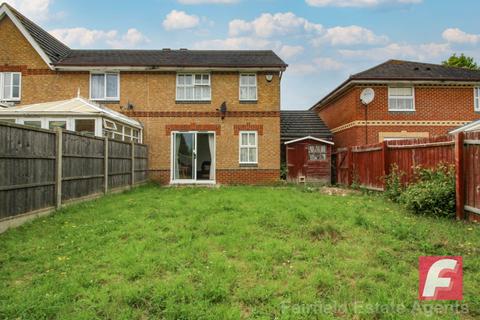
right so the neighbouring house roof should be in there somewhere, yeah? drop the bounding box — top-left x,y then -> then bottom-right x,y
0,97 -> 143,128
311,60 -> 480,110
284,136 -> 334,145
0,3 -> 287,71
450,119 -> 480,134
280,110 -> 332,141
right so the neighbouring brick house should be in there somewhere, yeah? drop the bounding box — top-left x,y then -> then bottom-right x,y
311,60 -> 480,147
0,3 -> 287,185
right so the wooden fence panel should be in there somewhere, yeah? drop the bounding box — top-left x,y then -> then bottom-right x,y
62,132 -> 105,201
334,148 -> 349,186
464,131 -> 480,217
134,144 -> 149,184
0,124 -> 56,219
352,144 -> 384,190
108,140 -> 132,189
0,122 -> 149,223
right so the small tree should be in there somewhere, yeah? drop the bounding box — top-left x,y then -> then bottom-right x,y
442,53 -> 478,70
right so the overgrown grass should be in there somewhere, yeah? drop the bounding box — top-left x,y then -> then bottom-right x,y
0,184 -> 479,319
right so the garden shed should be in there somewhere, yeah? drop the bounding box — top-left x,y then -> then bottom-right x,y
285,136 -> 334,183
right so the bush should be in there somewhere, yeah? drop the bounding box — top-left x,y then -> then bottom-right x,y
384,164 -> 404,202
399,165 -> 456,218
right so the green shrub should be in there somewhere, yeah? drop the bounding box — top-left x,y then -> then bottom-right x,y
399,165 -> 456,218
384,164 -> 404,202
280,163 -> 288,180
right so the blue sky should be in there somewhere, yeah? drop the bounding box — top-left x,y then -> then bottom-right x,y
7,0 -> 480,109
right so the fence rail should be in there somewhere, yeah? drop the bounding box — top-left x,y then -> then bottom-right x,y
334,132 -> 480,221
0,122 -> 148,222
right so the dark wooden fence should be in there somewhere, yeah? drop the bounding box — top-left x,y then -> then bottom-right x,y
334,133 -> 480,221
0,122 -> 148,223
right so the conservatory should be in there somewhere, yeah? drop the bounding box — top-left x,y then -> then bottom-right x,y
0,97 -> 143,142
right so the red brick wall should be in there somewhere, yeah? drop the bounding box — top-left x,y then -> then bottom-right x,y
318,84 -> 480,147
149,169 -> 279,185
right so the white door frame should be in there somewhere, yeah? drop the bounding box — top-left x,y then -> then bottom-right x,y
170,131 -> 216,184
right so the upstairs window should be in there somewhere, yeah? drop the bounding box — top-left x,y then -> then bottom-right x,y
0,72 -> 21,101
239,74 -> 257,101
475,87 -> 480,112
90,73 -> 119,101
388,86 -> 415,111
239,131 -> 258,164
176,74 -> 211,101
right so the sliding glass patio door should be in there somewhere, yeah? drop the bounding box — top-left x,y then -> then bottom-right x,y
172,132 -> 215,183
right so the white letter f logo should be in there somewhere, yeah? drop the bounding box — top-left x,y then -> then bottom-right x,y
422,259 -> 458,298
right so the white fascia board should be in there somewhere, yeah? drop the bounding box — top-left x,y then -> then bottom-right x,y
284,136 -> 334,145
0,6 -> 54,70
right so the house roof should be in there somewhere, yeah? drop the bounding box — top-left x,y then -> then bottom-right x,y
0,3 -> 287,70
280,110 -> 332,141
1,3 -> 70,65
55,50 -> 288,69
352,60 -> 480,81
311,60 -> 480,110
0,97 -> 143,128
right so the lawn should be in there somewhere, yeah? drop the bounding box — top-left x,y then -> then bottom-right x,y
0,184 -> 479,319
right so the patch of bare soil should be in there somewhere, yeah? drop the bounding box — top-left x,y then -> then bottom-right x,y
318,186 -> 361,196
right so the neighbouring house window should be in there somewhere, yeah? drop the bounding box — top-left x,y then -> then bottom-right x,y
239,74 -> 257,101
90,73 -> 119,100
239,131 -> 258,164
49,120 -> 67,129
475,87 -> 480,112
308,144 -> 327,161
0,72 -> 21,101
23,120 -> 42,128
75,119 -> 95,135
388,86 -> 415,111
176,74 -> 211,101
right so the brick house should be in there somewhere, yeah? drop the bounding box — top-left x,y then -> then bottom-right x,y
0,3 -> 287,185
311,60 -> 480,147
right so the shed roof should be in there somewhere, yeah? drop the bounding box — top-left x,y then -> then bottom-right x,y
450,119 -> 480,134
280,110 -> 332,141
0,97 -> 142,128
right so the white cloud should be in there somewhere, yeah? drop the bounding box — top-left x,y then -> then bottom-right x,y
313,25 -> 388,46
442,28 -> 480,44
6,0 -> 53,21
49,27 -> 149,48
229,12 -> 323,38
339,42 -> 450,62
178,0 -> 238,3
162,10 -> 200,30
278,45 -> 304,59
290,57 -> 345,75
305,0 -> 422,7
193,37 -> 275,50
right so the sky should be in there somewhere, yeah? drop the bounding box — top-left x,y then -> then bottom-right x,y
6,0 -> 480,109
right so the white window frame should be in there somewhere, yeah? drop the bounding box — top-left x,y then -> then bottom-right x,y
475,87 -> 480,112
176,73 -> 211,101
388,86 -> 415,112
308,144 -> 327,161
0,72 -> 21,102
89,72 -> 120,101
239,73 -> 258,101
239,131 -> 258,164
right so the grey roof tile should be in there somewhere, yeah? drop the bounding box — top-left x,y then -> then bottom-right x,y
281,110 -> 332,140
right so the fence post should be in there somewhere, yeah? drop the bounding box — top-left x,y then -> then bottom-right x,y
131,141 -> 135,187
455,132 -> 465,220
381,140 -> 389,190
347,147 -> 353,186
55,128 -> 63,209
104,137 -> 109,194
